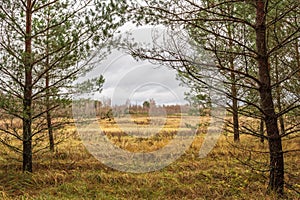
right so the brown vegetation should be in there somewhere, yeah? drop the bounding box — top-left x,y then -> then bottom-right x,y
0,116 -> 299,199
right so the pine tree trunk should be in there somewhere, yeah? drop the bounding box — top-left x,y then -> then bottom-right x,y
46,74 -> 54,152
228,21 -> 239,142
45,45 -> 54,152
23,118 -> 32,172
231,69 -> 239,142
23,0 -> 33,173
256,0 -> 284,195
47,112 -> 54,152
45,12 -> 55,152
275,56 -> 285,135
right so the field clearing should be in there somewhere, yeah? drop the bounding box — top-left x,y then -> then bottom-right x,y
0,115 -> 299,199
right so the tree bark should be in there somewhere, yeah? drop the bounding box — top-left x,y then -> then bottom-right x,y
46,73 -> 54,152
23,0 -> 33,172
275,56 -> 285,135
255,0 -> 284,195
45,13 -> 55,152
230,62 -> 240,142
228,18 -> 240,142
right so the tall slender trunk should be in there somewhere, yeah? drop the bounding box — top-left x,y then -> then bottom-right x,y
230,61 -> 239,142
228,17 -> 239,142
275,56 -> 285,135
46,72 -> 54,152
256,0 -> 284,195
45,13 -> 54,152
23,0 -> 33,172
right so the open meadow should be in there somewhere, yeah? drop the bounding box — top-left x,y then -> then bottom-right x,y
0,115 -> 299,200
1,0 -> 299,199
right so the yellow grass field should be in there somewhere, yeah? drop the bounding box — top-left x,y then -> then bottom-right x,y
0,115 -> 299,199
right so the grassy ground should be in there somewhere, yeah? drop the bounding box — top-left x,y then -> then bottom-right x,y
0,116 -> 299,199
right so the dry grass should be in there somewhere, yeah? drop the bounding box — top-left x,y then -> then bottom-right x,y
0,115 -> 299,199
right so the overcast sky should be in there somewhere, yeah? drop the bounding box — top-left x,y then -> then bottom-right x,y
77,25 -> 190,106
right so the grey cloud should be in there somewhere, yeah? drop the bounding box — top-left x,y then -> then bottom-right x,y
77,26 -> 189,105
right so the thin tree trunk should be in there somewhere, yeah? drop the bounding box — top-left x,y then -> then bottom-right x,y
256,0 -> 284,195
275,56 -> 285,135
23,0 -> 33,173
46,73 -> 54,152
45,13 -> 54,152
228,17 -> 239,142
231,63 -> 239,142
